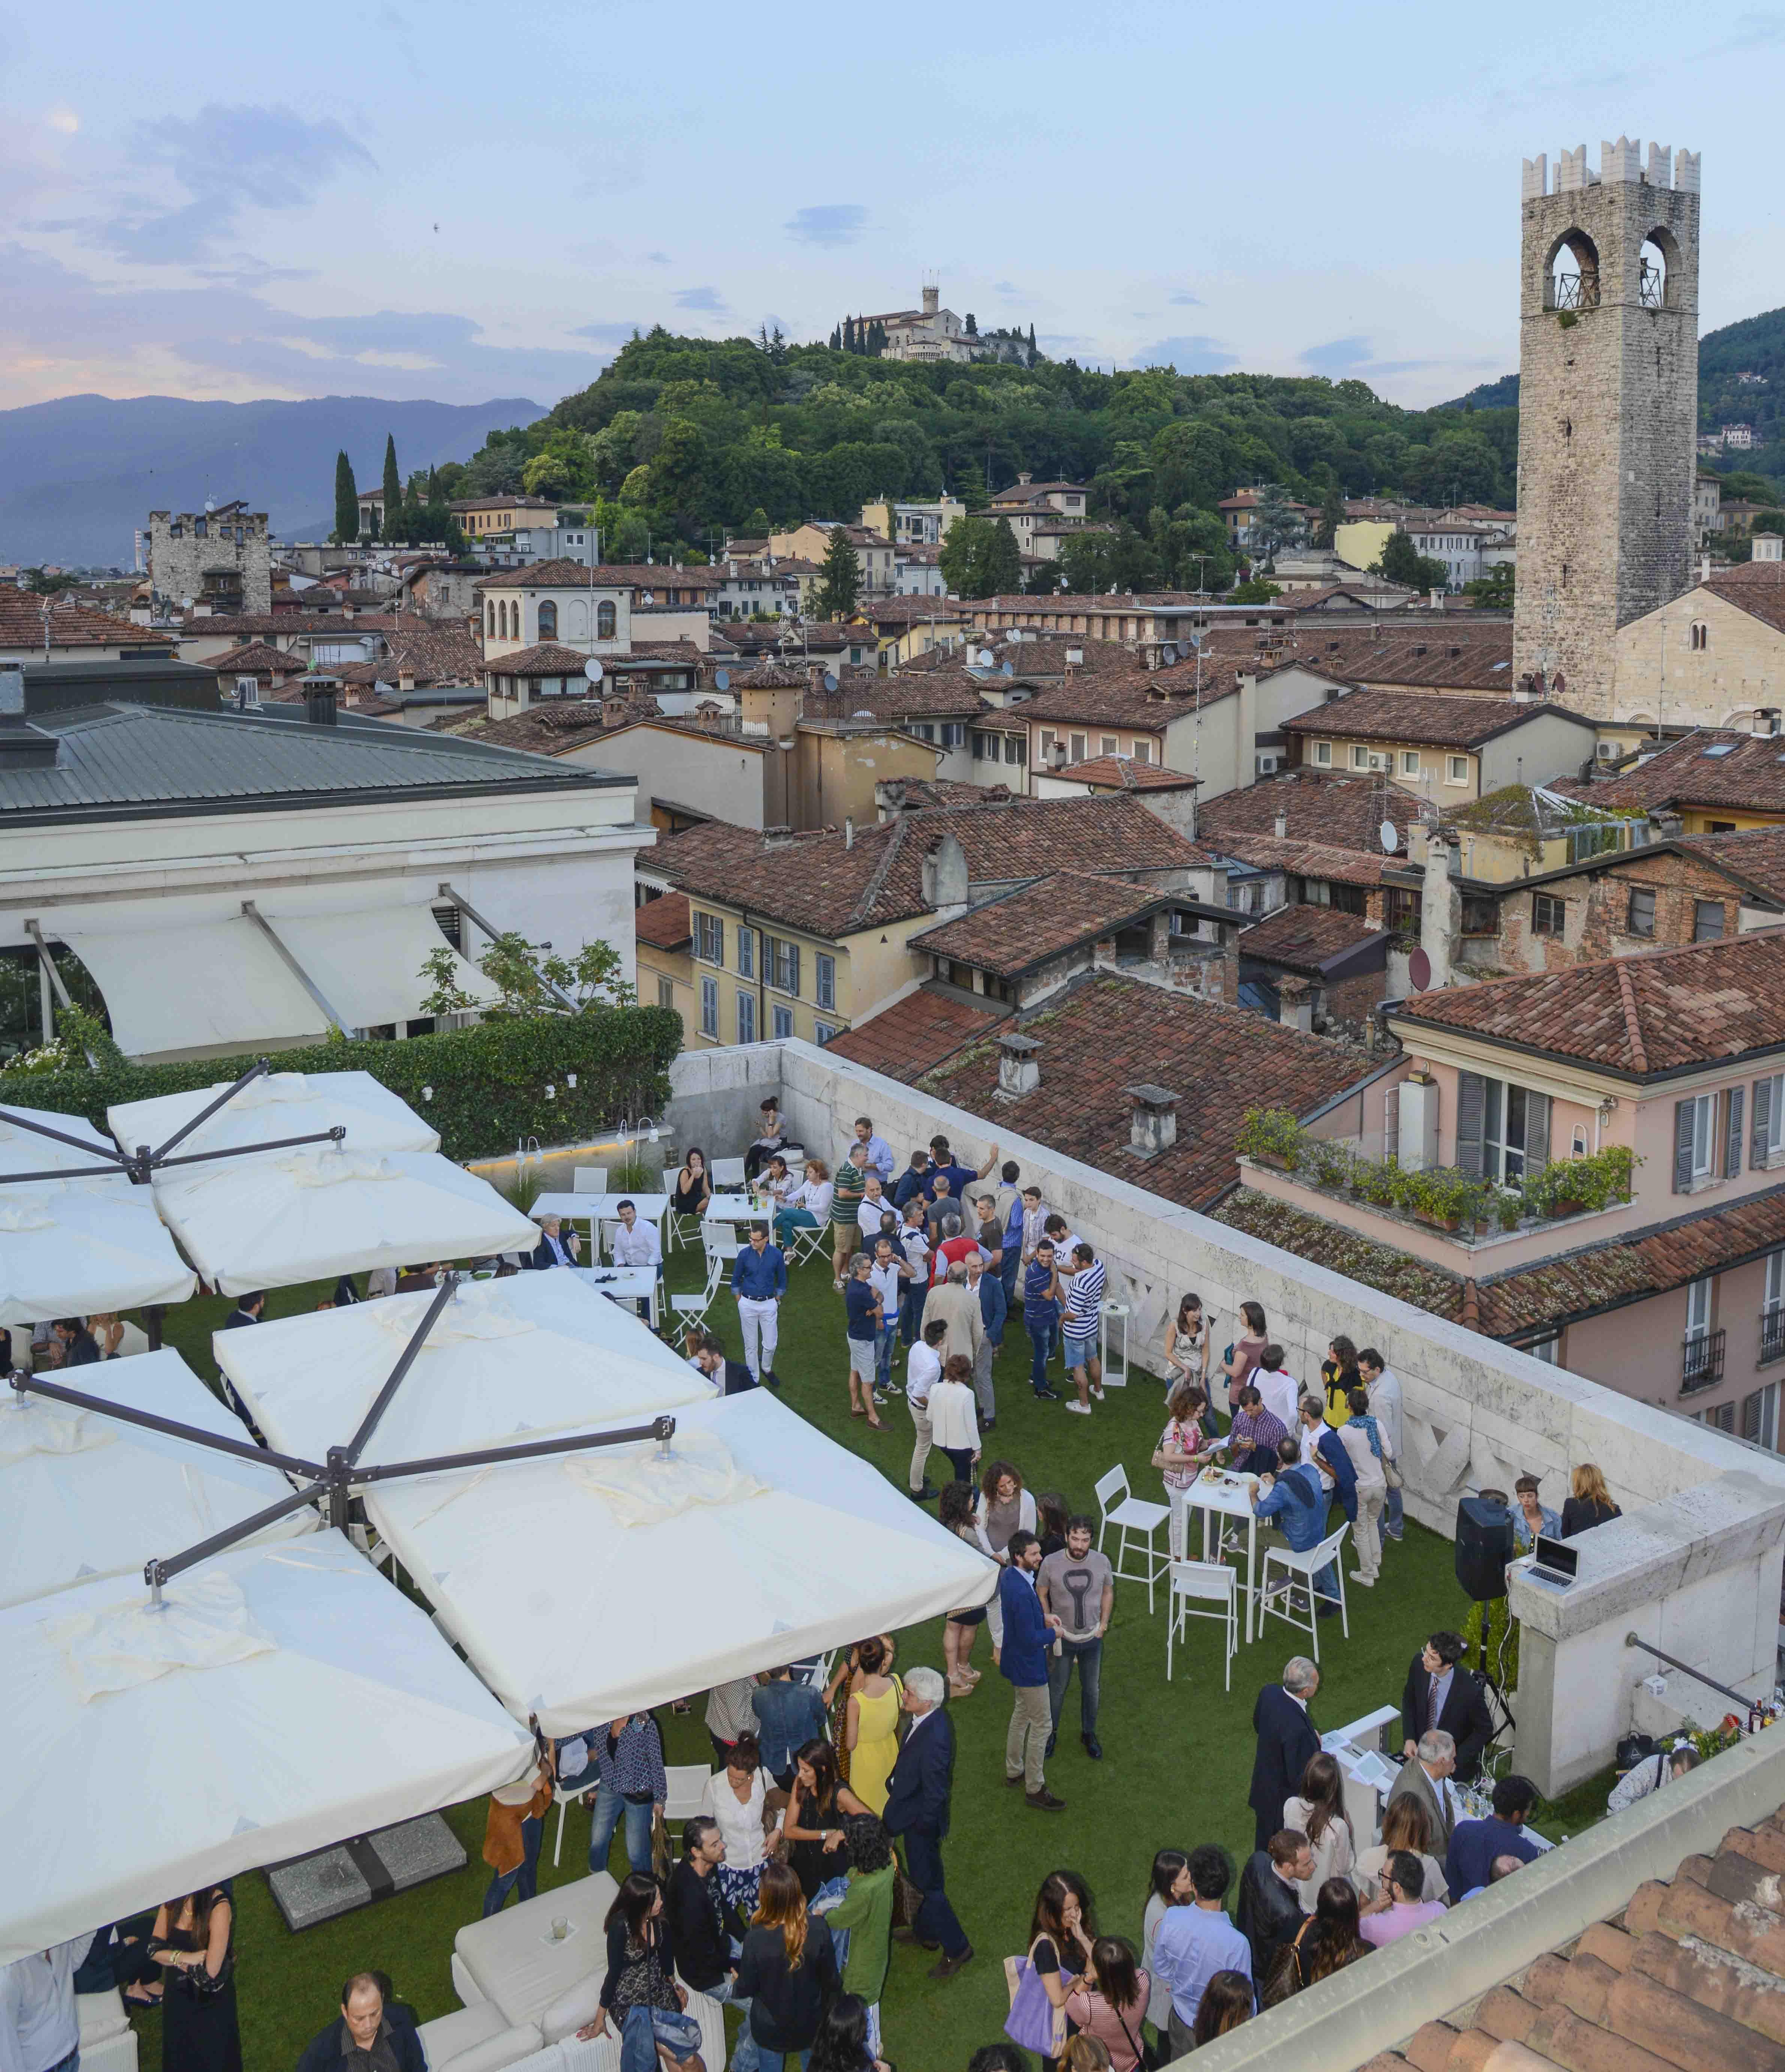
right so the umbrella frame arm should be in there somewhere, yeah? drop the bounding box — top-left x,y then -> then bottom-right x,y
148,1056 -> 271,1162
144,1480 -> 330,1599
342,1272 -> 460,1467
6,1369 -> 326,1478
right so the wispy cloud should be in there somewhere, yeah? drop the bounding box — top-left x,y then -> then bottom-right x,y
645,250 -> 670,266
573,320 -> 645,344
993,279 -> 1020,295
673,285 -> 726,313
1167,290 -> 1204,307
1129,334 -> 1236,373
1299,334 -> 1374,376
784,204 -> 867,247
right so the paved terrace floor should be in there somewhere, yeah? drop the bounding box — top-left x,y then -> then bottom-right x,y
127,1250 -> 1614,2071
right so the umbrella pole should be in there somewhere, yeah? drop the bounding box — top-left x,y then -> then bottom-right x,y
145,1304 -> 163,1352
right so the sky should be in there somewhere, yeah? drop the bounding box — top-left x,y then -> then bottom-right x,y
3,0 -> 1783,418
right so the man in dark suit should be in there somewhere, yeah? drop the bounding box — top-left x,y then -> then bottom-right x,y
694,1333 -> 757,1396
526,1215 -> 581,1270
1401,1630 -> 1496,1780
1235,1832 -> 1313,1978
1248,1658 -> 1321,1854
882,1666 -> 974,1981
296,1972 -> 424,2072
51,1317 -> 101,1367
220,1291 -> 265,1331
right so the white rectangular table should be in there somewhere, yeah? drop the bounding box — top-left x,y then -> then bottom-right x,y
568,1264 -> 660,1328
703,1192 -> 768,1225
531,1191 -> 671,1251
1180,1469 -> 1263,1645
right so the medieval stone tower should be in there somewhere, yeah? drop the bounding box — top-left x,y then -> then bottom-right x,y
1512,139 -> 1700,719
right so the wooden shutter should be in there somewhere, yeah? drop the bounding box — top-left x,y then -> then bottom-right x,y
1755,1077 -> 1773,1169
1674,1100 -> 1694,1193
1456,1071 -> 1486,1177
1727,1086 -> 1746,1179
1523,1090 -> 1551,1175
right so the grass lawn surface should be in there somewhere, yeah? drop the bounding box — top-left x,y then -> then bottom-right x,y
121,1242 -> 1607,2069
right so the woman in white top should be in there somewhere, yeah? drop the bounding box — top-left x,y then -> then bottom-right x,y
1163,1294 -> 1210,1397
1335,1387 -> 1391,1587
976,1460 -> 1037,1653
1140,1849 -> 1192,2033
772,1157 -> 832,1248
699,1731 -> 775,1918
928,1354 -> 981,1485
88,1312 -> 150,1360
1282,1751 -> 1354,1910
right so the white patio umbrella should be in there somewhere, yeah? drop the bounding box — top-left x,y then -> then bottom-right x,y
216,1270 -> 708,1468
0,1532 -> 533,1963
356,1388 -> 999,1733
0,1101 -> 129,1185
0,1347 -> 311,1610
146,1145 -> 539,1295
108,1069 -> 440,1164
0,1182 -> 196,1328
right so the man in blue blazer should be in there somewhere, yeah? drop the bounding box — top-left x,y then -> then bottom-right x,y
1248,1657 -> 1321,1854
882,1667 -> 974,1980
999,1530 -> 1066,1812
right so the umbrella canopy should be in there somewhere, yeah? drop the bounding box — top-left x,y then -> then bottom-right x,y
108,1070 -> 440,1163
215,1271 -> 708,1468
0,1102 -> 126,1185
360,1388 -> 999,1734
146,1146 -> 539,1296
0,1182 -> 196,1328
0,1348 -> 311,1610
0,1531 -> 533,1963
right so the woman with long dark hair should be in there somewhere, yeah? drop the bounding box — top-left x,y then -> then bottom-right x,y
672,1148 -> 712,1222
1217,1300 -> 1269,1420
1191,1970 -> 1253,2044
698,1732 -> 773,1919
1320,1334 -> 1360,1426
808,1993 -> 889,2072
736,1860 -> 840,2072
1140,1849 -> 1190,2040
1064,1937 -> 1150,2072
1024,1870 -> 1097,2072
147,1886 -> 241,2072
1284,1750 -> 1355,1907
578,1870 -> 704,2067
782,1739 -> 868,1899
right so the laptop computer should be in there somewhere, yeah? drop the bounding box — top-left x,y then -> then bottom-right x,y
1529,1533 -> 1578,1589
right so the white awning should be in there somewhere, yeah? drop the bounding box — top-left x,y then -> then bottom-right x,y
61,907 -> 495,1057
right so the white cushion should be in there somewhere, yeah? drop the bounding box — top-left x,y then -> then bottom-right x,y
79,1989 -> 130,2043
538,1970 -> 604,2047
420,2001 -> 510,2061
76,2026 -> 138,2072
451,1952 -> 487,2006
453,1873 -> 615,2029
430,2015 -> 544,2072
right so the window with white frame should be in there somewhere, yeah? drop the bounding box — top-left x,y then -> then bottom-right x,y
1526,1332 -> 1562,1364
1070,732 -> 1088,762
656,976 -> 674,1011
1481,1079 -> 1544,1183
815,953 -> 835,1011
1350,744 -> 1371,769
1038,729 -> 1055,761
1447,755 -> 1470,784
695,912 -> 724,964
1744,1382 -> 1779,1448
1401,751 -> 1420,776
1004,736 -> 1025,765
772,1004 -> 794,1040
736,926 -> 754,978
1758,1073 -> 1785,1165
1765,1251 -> 1785,1365
941,723 -> 965,748
699,975 -> 719,1038
1687,1090 -> 1718,1181
1131,739 -> 1151,763
1685,1273 -> 1713,1347
736,989 -> 757,1044
1100,735 -> 1118,755
1314,740 -> 1332,766
770,937 -> 800,995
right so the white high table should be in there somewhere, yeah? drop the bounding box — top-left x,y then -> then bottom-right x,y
703,1192 -> 768,1226
567,1265 -> 661,1328
1180,1469 -> 1263,1646
528,1192 -> 671,1254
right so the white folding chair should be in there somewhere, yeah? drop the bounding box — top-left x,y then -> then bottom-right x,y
711,1156 -> 747,1189
1095,1464 -> 1173,1613
805,1649 -> 836,1692
1258,1522 -> 1351,1662
782,1210 -> 829,1269
663,1765 -> 713,1822
1166,1559 -> 1238,1691
670,1249 -> 725,1337
573,1166 -> 608,1195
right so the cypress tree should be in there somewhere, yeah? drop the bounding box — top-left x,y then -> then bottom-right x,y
381,435 -> 402,537
333,450 -> 358,543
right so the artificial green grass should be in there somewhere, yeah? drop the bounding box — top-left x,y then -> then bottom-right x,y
122,1251 -> 1593,2069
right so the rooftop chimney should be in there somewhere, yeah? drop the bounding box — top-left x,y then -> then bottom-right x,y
996,1032 -> 1041,1098
844,815 -> 855,850
1125,1084 -> 1179,1158
305,681 -> 338,728
920,832 -> 969,917
1273,810 -> 1288,839
1016,471 -> 1032,486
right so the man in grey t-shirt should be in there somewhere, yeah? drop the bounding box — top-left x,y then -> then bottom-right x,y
1037,1516 -> 1114,1761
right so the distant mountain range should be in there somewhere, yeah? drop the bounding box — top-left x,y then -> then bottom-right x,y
0,393 -> 547,567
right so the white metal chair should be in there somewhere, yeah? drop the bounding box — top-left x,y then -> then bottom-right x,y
711,1156 -> 747,1189
1095,1464 -> 1173,1613
1258,1522 -> 1351,1662
1166,1559 -> 1239,1690
781,1206 -> 830,1269
573,1166 -> 609,1195
670,1248 -> 726,1337
805,1649 -> 836,1692
663,1765 -> 712,1822
1100,1301 -> 1130,1386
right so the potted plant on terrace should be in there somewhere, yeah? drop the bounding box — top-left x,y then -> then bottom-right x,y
1397,1164 -> 1482,1233
1522,1145 -> 1638,1220
1237,1107 -> 1305,1172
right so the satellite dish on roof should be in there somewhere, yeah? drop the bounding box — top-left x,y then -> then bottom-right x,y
1408,946 -> 1432,992
977,648 -> 994,668
584,657 -> 604,683
714,667 -> 730,691
1379,819 -> 1398,853
1001,661 -> 1013,676
824,671 -> 839,692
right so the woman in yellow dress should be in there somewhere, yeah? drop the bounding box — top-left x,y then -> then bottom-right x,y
842,1636 -> 902,1815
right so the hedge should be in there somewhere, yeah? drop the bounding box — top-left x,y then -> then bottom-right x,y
4,1007 -> 683,1166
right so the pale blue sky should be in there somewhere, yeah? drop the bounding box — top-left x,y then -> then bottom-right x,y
3,0 -> 1781,413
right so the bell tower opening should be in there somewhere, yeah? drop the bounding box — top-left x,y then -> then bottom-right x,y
1546,230 -> 1601,311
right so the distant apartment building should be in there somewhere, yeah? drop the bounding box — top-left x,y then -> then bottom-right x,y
148,503 -> 272,615
859,495 -> 967,546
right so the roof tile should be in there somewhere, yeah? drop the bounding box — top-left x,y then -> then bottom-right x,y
824,986 -> 1008,1080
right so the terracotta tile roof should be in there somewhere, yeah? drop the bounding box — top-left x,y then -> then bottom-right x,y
1210,1189 -> 1466,1317
856,597 -> 969,625
633,890 -> 691,951
1049,754 -> 1198,792
1360,1801 -> 1785,2072
651,793 -> 1212,941
462,700 -> 657,752
1282,686 -> 1591,750
1395,929 -> 1785,1079
344,625 -> 485,686
824,986 -> 1008,1080
908,871 -> 1167,976
0,595 -> 165,648
178,612 -> 399,637
1238,904 -> 1388,971
1702,558 -> 1785,634
922,973 -> 1380,1211
484,642 -> 601,676
990,480 -> 1088,504
1215,833 -> 1392,887
805,674 -> 987,720
203,641 -> 296,676
878,778 -> 1014,810
1556,730 -> 1785,817
1196,767 -> 1421,853
1677,826 -> 1785,902
1261,624 -> 1516,691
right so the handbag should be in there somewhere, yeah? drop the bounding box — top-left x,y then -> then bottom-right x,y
1383,1453 -> 1404,1490
890,1864 -> 925,1931
1004,1937 -> 1068,2057
1261,1916 -> 1316,2008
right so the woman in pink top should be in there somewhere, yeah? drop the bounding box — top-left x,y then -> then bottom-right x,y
1216,1300 -> 1269,1420
1151,1384 -> 1212,1559
1063,1937 -> 1150,2072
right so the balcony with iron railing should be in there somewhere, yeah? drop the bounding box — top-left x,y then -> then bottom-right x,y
1552,270 -> 1600,311
1761,1308 -> 1785,1367
1682,1327 -> 1727,1395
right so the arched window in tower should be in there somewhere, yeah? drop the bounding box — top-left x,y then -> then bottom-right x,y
1546,229 -> 1600,311
1690,622 -> 1709,652
1641,230 -> 1679,311
597,600 -> 616,639
537,600 -> 557,639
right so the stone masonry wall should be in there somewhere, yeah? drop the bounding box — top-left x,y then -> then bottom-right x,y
1513,143 -> 1700,720
1493,848 -> 1745,974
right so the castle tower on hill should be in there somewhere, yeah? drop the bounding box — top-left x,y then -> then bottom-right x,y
1512,139 -> 1700,720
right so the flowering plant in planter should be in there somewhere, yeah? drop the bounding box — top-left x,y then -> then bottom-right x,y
1236,1107 -> 1306,1170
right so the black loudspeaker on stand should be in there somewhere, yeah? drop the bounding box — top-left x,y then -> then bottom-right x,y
1454,1496 -> 1519,1758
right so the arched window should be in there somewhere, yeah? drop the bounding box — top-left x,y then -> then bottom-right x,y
537,600 -> 557,639
1641,229 -> 1679,310
1690,622 -> 1709,652
597,600 -> 616,639
503,600 -> 514,639
1545,229 -> 1600,311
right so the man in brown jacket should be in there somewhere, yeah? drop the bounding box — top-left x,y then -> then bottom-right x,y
481,1742 -> 554,1915
921,1261 -> 985,1372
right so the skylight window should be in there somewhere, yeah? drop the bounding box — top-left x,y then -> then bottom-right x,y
1701,743 -> 1738,758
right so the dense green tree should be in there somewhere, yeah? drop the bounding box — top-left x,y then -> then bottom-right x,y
1057,529 -> 1114,594
381,435 -> 402,533
1464,564 -> 1514,607
814,527 -> 861,618
983,517 -> 1022,595
333,450 -> 359,544
1373,528 -> 1450,591
1314,480 -> 1344,549
1227,577 -> 1283,603
1245,485 -> 1304,567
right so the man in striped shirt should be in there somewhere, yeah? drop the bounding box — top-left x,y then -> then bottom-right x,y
1228,1386 -> 1290,1475
1062,1242 -> 1107,1416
